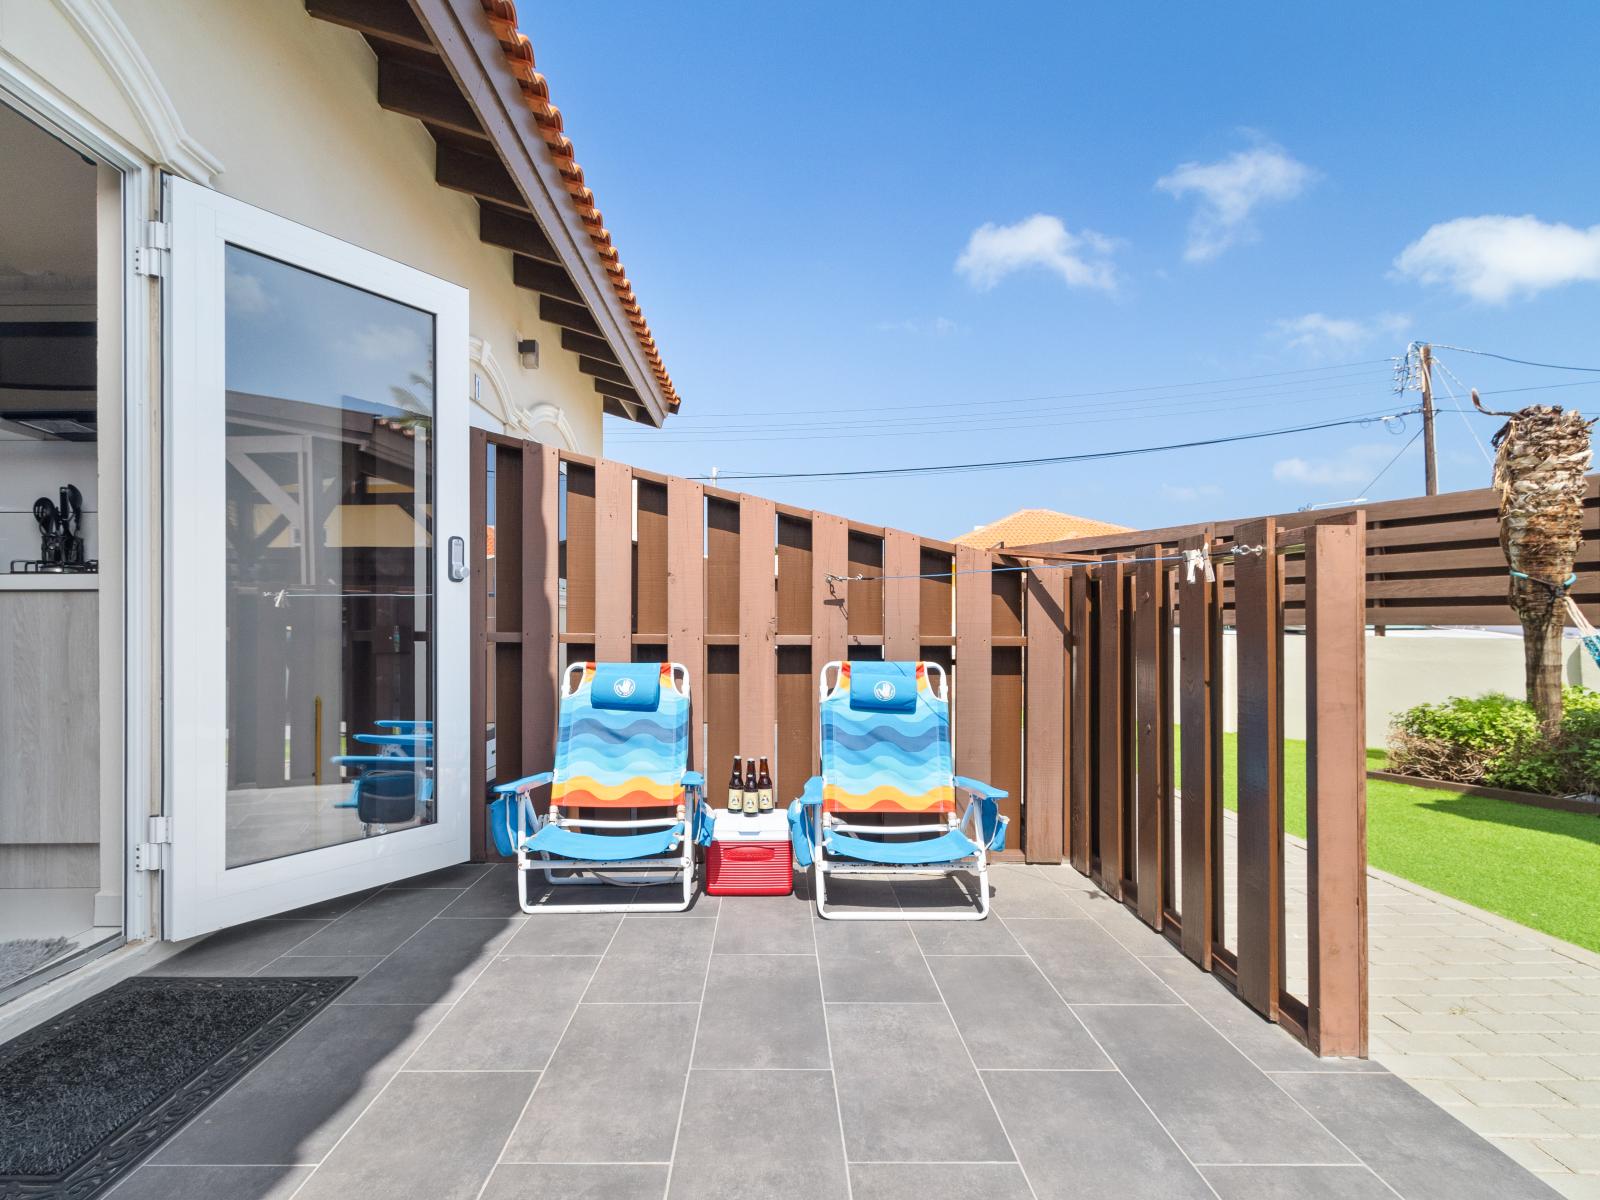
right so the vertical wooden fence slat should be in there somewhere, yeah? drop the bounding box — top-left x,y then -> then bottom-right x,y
953,545 -> 993,799
469,431 -> 489,858
634,479 -> 669,639
564,462 -> 596,636
705,498 -> 740,636
847,531 -> 885,647
1068,567 -> 1092,875
1306,516 -> 1369,1057
1159,566 -> 1177,917
1177,530 -> 1216,967
883,529 -> 921,661
812,512 -> 849,703
1234,518 -> 1283,1019
739,494 -> 778,768
920,546 -> 954,640
594,459 -> 633,662
776,514 -> 816,802
522,443 -> 560,818
1024,567 -> 1066,863
666,477 -> 706,774
1094,560 -> 1124,898
1133,550 -> 1165,927
989,567 -> 1025,843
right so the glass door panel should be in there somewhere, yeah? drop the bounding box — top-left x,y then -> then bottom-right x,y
222,247 -> 436,868
165,179 -> 469,939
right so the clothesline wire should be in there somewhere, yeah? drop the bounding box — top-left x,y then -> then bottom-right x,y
824,540 -> 1311,585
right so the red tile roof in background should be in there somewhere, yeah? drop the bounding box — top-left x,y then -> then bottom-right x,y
954,508 -> 1132,549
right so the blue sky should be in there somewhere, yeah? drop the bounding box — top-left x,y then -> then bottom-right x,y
535,2 -> 1600,538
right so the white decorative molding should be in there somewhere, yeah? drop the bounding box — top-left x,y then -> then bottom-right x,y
468,336 -> 513,427
53,0 -> 223,183
469,337 -> 575,449
523,402 -> 576,450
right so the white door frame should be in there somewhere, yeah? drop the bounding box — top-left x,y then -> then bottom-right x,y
0,60 -> 158,943
163,177 -> 471,940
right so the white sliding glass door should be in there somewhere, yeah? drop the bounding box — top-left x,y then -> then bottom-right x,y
163,178 -> 470,939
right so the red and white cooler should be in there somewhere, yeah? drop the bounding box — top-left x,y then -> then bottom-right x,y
706,809 -> 793,896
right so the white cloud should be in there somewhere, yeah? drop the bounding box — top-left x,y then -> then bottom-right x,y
1272,441 -> 1411,487
347,321 -> 428,362
1161,482 -> 1223,502
1274,311 -> 1409,356
1393,214 -> 1600,303
1157,144 -> 1315,261
225,262 -> 273,314
955,214 -> 1117,291
876,316 -> 961,336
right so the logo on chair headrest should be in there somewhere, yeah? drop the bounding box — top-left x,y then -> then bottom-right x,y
612,677 -> 637,699
873,680 -> 897,702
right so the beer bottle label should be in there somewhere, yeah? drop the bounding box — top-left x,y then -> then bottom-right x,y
758,788 -> 774,812
742,789 -> 758,815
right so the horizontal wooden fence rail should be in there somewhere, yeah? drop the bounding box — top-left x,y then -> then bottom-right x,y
1007,475 -> 1597,628
470,431 -> 1371,1057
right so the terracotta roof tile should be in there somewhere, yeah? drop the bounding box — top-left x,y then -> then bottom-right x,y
478,0 -> 679,410
953,508 -> 1132,550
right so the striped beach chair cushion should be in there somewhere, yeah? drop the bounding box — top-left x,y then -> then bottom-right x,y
551,662 -> 689,809
819,661 -> 955,815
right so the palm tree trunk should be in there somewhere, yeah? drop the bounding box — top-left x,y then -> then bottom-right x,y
1480,399 -> 1595,735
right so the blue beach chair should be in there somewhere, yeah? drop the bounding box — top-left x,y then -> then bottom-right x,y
789,661 -> 1008,920
490,662 -> 713,913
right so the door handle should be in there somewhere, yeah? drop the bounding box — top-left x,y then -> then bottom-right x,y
447,535 -> 468,582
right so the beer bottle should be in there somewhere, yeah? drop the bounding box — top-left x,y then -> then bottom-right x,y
727,755 -> 744,815
757,757 -> 774,813
742,757 -> 759,815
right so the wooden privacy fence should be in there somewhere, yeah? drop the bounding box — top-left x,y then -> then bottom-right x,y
1008,475 -> 1598,628
471,430 -> 1370,1056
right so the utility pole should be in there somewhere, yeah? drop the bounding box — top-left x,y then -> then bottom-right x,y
1419,342 -> 1438,495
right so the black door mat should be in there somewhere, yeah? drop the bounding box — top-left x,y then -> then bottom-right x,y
0,975 -> 351,1199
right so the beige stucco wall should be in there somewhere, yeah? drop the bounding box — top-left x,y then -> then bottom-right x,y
0,0 -> 603,450
1197,633 -> 1600,748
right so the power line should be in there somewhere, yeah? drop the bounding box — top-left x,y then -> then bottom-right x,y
632,359 -> 1393,423
693,409 -> 1418,483
617,392 -> 1401,446
1358,426 -> 1426,496
612,368 -> 1394,439
1428,345 -> 1600,374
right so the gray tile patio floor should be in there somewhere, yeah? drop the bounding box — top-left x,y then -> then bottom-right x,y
105,862 -> 1566,1200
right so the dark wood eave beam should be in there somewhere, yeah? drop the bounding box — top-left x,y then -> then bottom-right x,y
591,375 -> 641,407
510,255 -> 582,304
577,354 -> 630,386
306,0 -> 436,52
435,142 -> 522,207
478,204 -> 559,263
539,294 -> 602,339
377,57 -> 488,141
560,328 -> 620,366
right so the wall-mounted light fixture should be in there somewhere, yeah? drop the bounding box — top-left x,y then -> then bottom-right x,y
517,338 -> 540,370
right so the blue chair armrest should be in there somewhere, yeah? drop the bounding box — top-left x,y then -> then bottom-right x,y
332,754 -> 432,767
796,776 -> 824,807
493,771 -> 554,796
682,770 -> 705,791
954,775 -> 1007,800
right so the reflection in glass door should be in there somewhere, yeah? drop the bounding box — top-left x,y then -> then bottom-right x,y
222,247 -> 437,867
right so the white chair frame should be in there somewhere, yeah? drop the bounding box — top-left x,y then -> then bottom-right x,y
510,662 -> 702,914
801,661 -> 997,921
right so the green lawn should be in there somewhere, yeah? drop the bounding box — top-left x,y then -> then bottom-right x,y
1203,734 -> 1600,954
